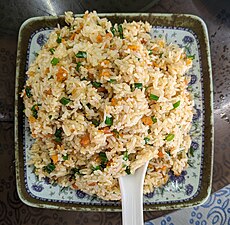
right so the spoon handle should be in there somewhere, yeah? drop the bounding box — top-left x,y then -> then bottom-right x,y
119,162 -> 149,225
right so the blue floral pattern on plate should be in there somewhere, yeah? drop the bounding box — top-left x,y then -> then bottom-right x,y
23,26 -> 204,206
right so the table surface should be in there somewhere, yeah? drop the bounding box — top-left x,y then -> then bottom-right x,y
0,0 -> 229,224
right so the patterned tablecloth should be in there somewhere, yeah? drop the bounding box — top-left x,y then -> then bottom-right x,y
0,0 -> 229,224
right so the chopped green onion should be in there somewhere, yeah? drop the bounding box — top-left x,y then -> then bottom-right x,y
92,165 -> 101,171
173,101 -> 180,109
149,94 -> 159,101
63,155 -> 68,160
148,50 -> 153,55
108,79 -> 116,83
125,166 -> 131,175
31,104 -> 41,119
56,36 -> 62,43
118,24 -> 124,39
189,147 -> 195,157
76,62 -> 82,72
123,151 -> 129,161
159,53 -> 163,58
110,26 -> 116,36
99,152 -> 108,165
148,128 -> 151,134
49,48 -> 55,54
187,54 -> 195,60
60,97 -> 71,106
54,128 -> 62,143
75,51 -> 87,58
92,81 -> 102,88
134,83 -> 143,89
151,116 -> 157,124
105,116 -> 113,126
51,57 -> 59,65
165,134 -> 175,141
43,163 -> 55,173
25,86 -> 32,98
144,137 -> 150,144
92,119 -> 100,127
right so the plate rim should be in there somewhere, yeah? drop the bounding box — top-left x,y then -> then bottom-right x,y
15,12 -> 214,212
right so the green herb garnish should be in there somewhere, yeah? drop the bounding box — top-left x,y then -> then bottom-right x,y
148,50 -> 153,55
149,94 -> 159,101
75,51 -> 87,58
105,116 -> 113,126
60,97 -> 71,106
108,79 -> 116,83
92,165 -> 101,171
99,152 -> 108,165
118,24 -> 124,39
125,166 -> 131,175
92,119 -> 100,127
43,163 -> 55,173
54,128 -> 62,143
173,100 -> 180,109
134,83 -> 143,89
123,151 -> 129,161
151,116 -> 157,124
187,54 -> 195,60
76,62 -> 82,72
165,134 -> 175,141
110,26 -> 116,36
51,57 -> 59,65
56,36 -> 62,43
92,81 -> 102,88
63,155 -> 68,160
49,48 -> 55,54
144,137 -> 150,144
31,104 -> 41,119
25,86 -> 32,98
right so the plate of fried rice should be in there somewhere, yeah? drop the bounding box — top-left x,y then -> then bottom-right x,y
15,11 -> 213,211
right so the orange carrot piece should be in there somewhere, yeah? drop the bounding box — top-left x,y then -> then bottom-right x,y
128,45 -> 139,51
111,98 -> 117,106
80,133 -> 90,147
51,155 -> 58,164
96,34 -> 103,43
158,151 -> 164,158
29,116 -> 36,123
141,116 -> 153,126
70,33 -> 76,40
101,127 -> 112,134
56,67 -> 68,82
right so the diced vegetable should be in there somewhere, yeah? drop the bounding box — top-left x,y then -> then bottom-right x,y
51,57 -> 59,66
54,128 -> 63,143
80,133 -> 90,147
92,81 -> 102,88
75,51 -> 87,58
110,26 -> 116,36
149,94 -> 159,101
31,104 -> 41,119
60,97 -> 71,106
92,119 -> 100,127
49,48 -> 55,54
158,151 -> 164,158
125,166 -> 131,175
130,83 -> 143,91
108,79 -> 116,83
76,62 -> 82,72
148,49 -> 153,55
144,137 -> 150,144
112,129 -> 119,137
25,86 -> 32,98
118,24 -> 124,39
189,147 -> 195,157
43,163 -> 55,173
56,36 -> 62,43
71,167 -> 81,175
151,116 -> 157,124
173,101 -> 180,109
56,67 -> 68,82
165,134 -> 175,141
92,165 -> 101,171
141,116 -> 153,126
187,54 -> 195,60
99,152 -> 108,165
63,155 -> 68,160
105,116 -> 113,126
51,155 -> 58,164
123,151 -> 128,161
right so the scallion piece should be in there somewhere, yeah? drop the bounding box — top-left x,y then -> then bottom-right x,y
92,165 -> 101,171
75,51 -> 87,58
43,163 -> 55,173
149,94 -> 159,101
92,81 -> 102,88
110,26 -> 116,36
99,152 -> 108,165
76,62 -> 82,72
25,86 -> 32,98
144,137 -> 150,144
165,134 -> 175,141
60,97 -> 71,106
108,79 -> 116,83
56,36 -> 62,43
151,116 -> 157,124
49,48 -> 55,54
134,83 -> 143,89
63,155 -> 68,160
31,104 -> 41,119
54,128 -> 62,143
105,116 -> 113,126
92,119 -> 100,127
148,50 -> 153,55
123,151 -> 129,161
118,24 -> 124,39
51,57 -> 59,65
125,166 -> 131,175
187,54 -> 195,60
173,101 -> 180,109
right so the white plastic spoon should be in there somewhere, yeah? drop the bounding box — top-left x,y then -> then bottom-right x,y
119,161 -> 149,225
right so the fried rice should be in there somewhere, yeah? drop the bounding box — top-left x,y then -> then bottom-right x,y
22,11 -> 194,200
